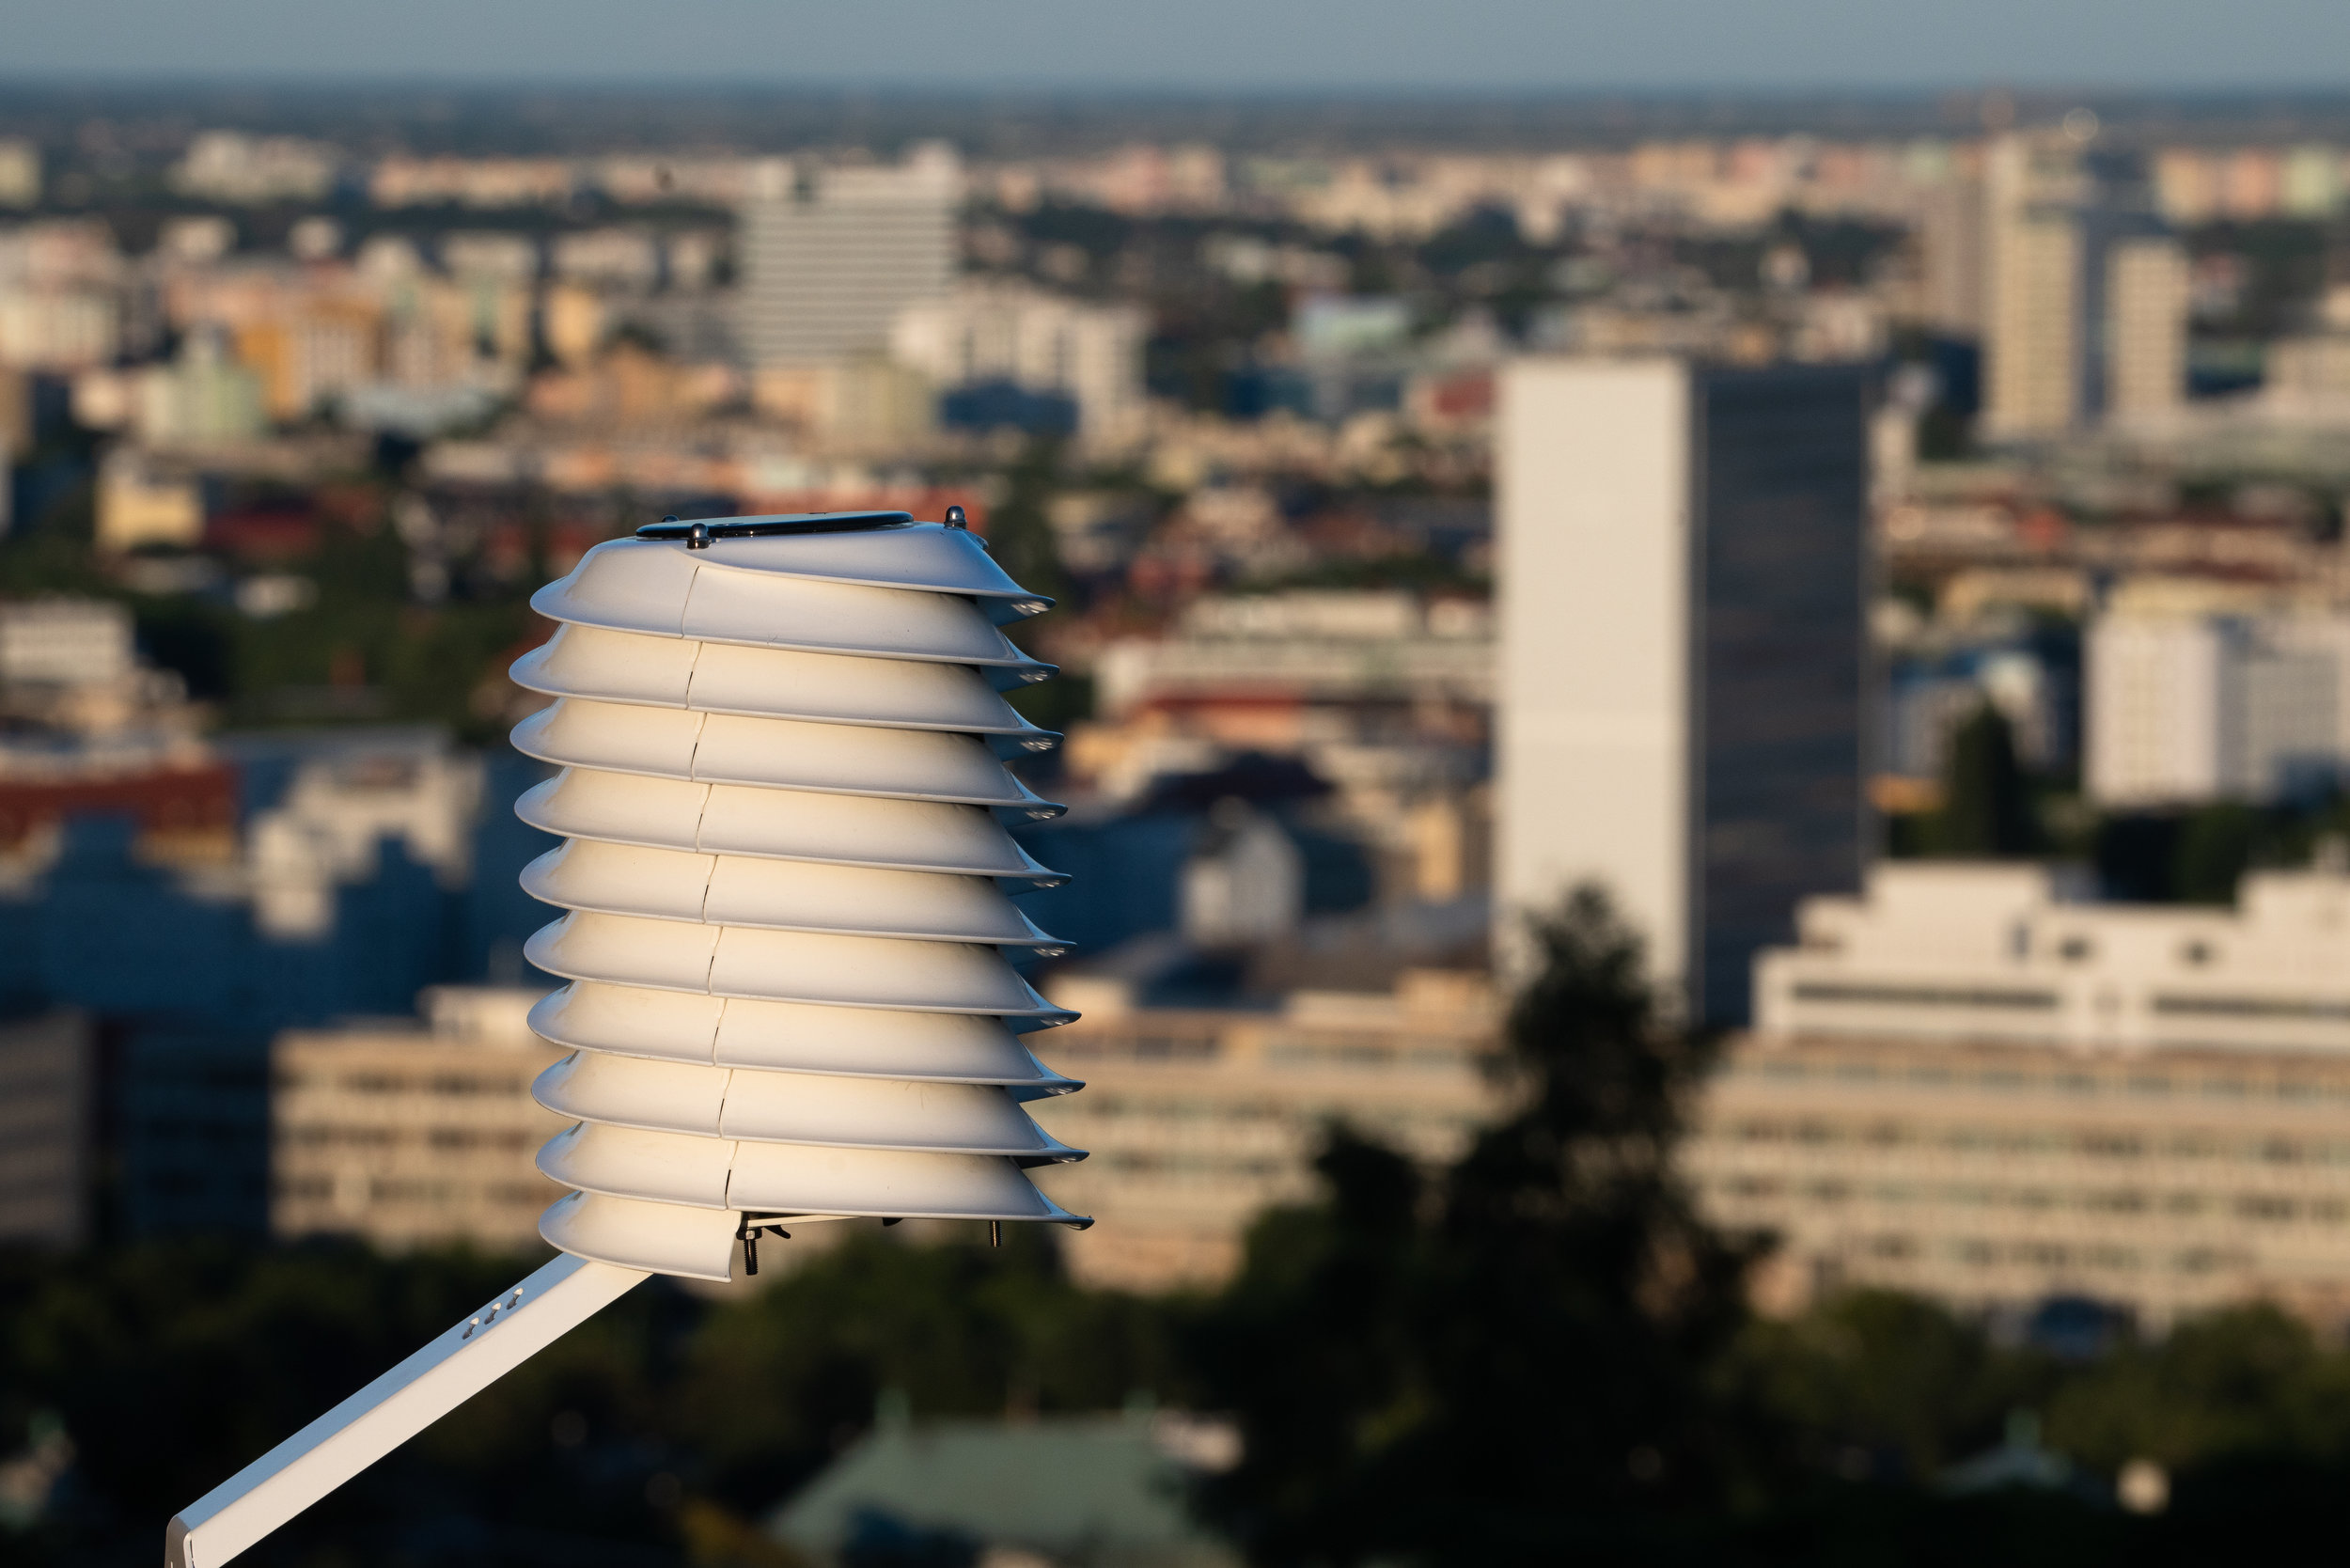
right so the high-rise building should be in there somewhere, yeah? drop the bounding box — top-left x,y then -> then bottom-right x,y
2104,237 -> 2189,421
1496,357 -> 1869,1025
1982,133 -> 2186,436
1982,135 -> 2085,438
1917,167 -> 1987,337
738,146 -> 960,369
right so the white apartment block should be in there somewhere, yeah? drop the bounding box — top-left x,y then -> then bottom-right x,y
1754,861 -> 2350,1054
1030,970 -> 1499,1291
272,986 -> 567,1250
1091,590 -> 1494,719
237,729 -> 487,939
0,599 -> 134,686
1692,861 -> 2350,1325
738,147 -> 959,368
2087,610 -> 2350,807
890,280 -> 1147,447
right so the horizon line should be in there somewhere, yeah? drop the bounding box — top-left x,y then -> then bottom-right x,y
9,75 -> 2350,102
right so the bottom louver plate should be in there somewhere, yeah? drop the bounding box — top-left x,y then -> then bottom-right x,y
538,1121 -> 1088,1214
540,1189 -> 745,1281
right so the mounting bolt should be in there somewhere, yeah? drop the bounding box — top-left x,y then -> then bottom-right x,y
686,522 -> 713,550
944,506 -> 967,530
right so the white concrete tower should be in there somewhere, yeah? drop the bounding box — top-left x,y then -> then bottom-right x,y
1496,358 -> 1870,1024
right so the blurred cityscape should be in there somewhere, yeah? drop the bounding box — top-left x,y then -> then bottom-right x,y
13,80 -> 2350,1564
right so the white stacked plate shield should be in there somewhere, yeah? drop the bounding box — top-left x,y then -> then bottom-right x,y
165,510 -> 1085,1568
513,512 -> 1089,1281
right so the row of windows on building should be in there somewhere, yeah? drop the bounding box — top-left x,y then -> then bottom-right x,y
1050,1034 -> 1483,1072
1790,981 -> 2350,1019
1710,1173 -> 2350,1224
1054,1100 -> 1476,1140
1094,1152 -> 1292,1181
275,1176 -> 547,1205
1261,1043 -> 1480,1072
1735,1058 -> 2350,1102
275,1072 -> 537,1097
1719,1117 -> 2350,1163
1831,1231 -> 2254,1277
277,1125 -> 538,1151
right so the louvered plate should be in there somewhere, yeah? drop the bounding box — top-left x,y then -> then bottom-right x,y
539,1189 -> 747,1281
511,699 -> 1060,813
527,982 -> 1079,1090
516,770 -> 1067,883
531,1052 -> 1080,1157
525,911 -> 1073,1019
520,839 -> 1063,948
511,624 -> 1054,742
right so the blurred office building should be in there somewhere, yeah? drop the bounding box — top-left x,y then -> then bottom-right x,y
738,145 -> 959,368
1082,588 -> 1493,834
2087,607 -> 2350,807
0,700 -> 553,1237
1982,133 -> 2188,437
889,279 -> 1148,447
1030,968 -> 1497,1290
1040,586 -> 1494,957
0,1011 -> 95,1246
272,986 -> 566,1249
1495,357 -> 1868,1024
1691,861 -> 2350,1326
2104,236 -> 2191,422
1915,152 -> 1988,339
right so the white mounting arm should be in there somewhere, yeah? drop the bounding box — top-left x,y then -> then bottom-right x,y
164,1253 -> 648,1568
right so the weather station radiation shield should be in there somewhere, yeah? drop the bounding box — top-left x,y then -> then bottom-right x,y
164,510 -> 1085,1568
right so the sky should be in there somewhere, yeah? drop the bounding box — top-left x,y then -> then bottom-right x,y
4,0 -> 2350,91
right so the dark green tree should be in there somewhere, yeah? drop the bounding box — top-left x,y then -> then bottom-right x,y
1191,886 -> 1760,1565
1182,1129 -> 1431,1566
2045,1304 -> 2350,1472
2170,804 -> 2266,906
1403,887 -> 1761,1552
1723,1289 -> 2058,1482
1937,702 -> 2038,857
